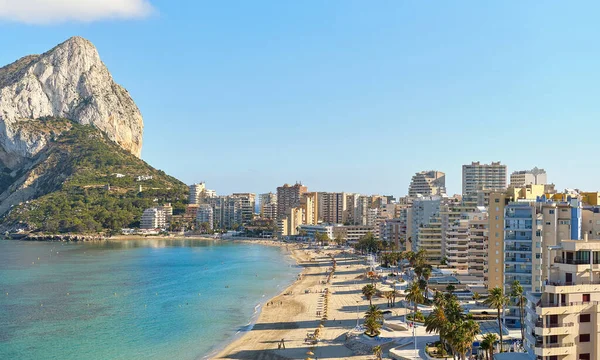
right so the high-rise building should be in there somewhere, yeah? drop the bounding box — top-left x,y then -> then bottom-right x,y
196,204 -> 214,230
301,192 -> 318,225
418,215 -> 443,264
259,192 -> 277,216
318,192 -> 347,224
276,183 -> 307,219
500,197 -> 582,328
467,209 -> 488,281
231,193 -> 256,223
444,218 -> 470,270
525,237 -> 600,360
410,195 -> 442,251
462,161 -> 507,195
509,167 -> 547,187
408,170 -> 446,197
189,182 -> 206,204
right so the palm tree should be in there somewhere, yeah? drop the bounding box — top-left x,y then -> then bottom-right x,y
405,282 -> 424,321
446,284 -> 456,294
422,265 -> 432,300
362,284 -> 376,306
451,319 -> 479,360
425,306 -> 449,355
480,333 -> 498,360
510,280 -> 525,342
364,305 -> 384,336
384,291 -> 394,308
484,287 -> 509,352
472,292 -> 481,301
372,345 -> 382,360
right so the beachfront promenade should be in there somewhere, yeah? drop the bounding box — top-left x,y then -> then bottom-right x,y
215,247 -> 431,360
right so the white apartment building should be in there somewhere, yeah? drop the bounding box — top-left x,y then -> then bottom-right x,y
410,195 -> 442,251
408,170 -> 446,197
189,182 -> 206,204
231,193 -> 256,223
462,161 -> 507,195
510,167 -> 547,187
298,224 -> 334,240
332,225 -> 375,244
140,208 -> 167,230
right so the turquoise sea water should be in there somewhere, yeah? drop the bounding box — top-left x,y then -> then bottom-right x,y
0,239 -> 300,360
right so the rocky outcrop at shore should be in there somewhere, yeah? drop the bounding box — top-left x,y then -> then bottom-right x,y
15,234 -> 106,242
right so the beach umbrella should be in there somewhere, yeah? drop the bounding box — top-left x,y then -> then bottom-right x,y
307,351 -> 314,355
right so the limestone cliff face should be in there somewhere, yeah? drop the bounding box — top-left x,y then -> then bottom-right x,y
0,36 -> 143,168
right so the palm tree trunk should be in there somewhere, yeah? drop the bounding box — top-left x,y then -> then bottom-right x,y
497,308 -> 503,352
519,302 -> 525,342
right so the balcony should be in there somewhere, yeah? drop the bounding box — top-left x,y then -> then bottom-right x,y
534,342 -> 574,357
535,322 -> 574,336
505,246 -> 532,252
505,268 -> 532,275
505,257 -> 532,263
544,281 -> 600,294
536,301 -> 598,315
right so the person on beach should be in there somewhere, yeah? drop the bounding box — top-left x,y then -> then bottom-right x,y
281,338 -> 285,349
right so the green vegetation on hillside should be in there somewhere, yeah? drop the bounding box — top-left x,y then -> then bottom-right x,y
4,121 -> 188,234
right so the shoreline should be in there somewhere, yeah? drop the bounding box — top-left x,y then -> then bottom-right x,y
204,244 -> 304,359
213,246 -> 313,359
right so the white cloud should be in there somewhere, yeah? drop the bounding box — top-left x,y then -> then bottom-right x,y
0,0 -> 155,24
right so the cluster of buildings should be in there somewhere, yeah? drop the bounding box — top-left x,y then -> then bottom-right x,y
133,162 -> 600,359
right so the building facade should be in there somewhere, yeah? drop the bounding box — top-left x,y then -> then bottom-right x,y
408,170 -> 446,197
196,204 -> 214,230
140,208 -> 167,229
410,195 -> 442,251
525,237 -> 600,360
462,161 -> 507,195
276,183 -> 307,219
509,167 -> 547,187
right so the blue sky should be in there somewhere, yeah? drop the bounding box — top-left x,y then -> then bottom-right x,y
0,1 -> 599,197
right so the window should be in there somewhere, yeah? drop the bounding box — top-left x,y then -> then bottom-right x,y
583,294 -> 591,302
536,254 -> 541,259
546,222 -> 551,225
549,209 -> 555,214
495,199 -> 499,203
579,354 -> 591,360
580,314 -> 591,323
495,216 -> 499,220
580,334 -> 591,342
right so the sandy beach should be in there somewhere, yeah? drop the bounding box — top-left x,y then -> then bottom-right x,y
214,247 -> 406,360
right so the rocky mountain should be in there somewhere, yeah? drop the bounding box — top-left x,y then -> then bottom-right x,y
0,36 -> 143,170
0,37 -> 185,233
